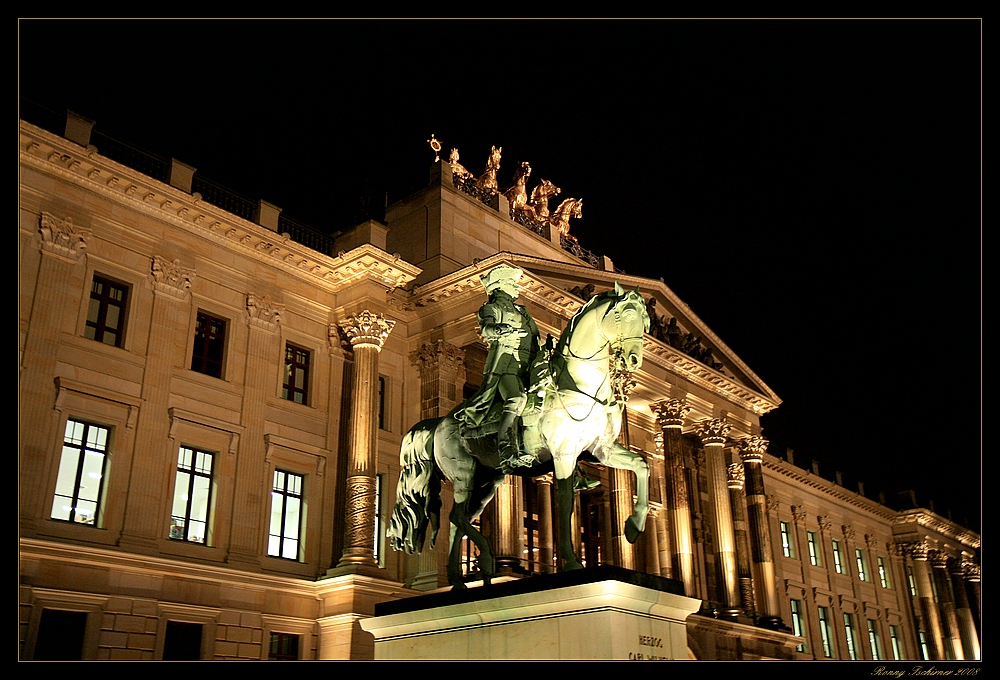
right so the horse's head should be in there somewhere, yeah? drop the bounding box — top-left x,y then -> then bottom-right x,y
601,281 -> 650,372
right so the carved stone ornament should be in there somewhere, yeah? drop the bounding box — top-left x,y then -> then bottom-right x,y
909,539 -> 931,561
766,494 -> 779,516
38,212 -> 90,260
738,434 -> 769,463
792,505 -> 808,523
726,462 -> 745,490
340,310 -> 395,352
962,560 -> 980,581
150,256 -> 195,298
409,340 -> 466,375
865,533 -> 880,549
650,398 -> 690,428
246,293 -> 283,332
842,524 -> 856,541
695,418 -> 732,446
930,550 -> 950,569
818,515 -> 833,532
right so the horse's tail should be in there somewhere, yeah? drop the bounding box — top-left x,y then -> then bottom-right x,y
387,418 -> 442,554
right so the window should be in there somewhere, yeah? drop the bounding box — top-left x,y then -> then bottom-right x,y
377,376 -> 386,430
889,624 -> 903,660
191,312 -> 226,378
818,606 -> 834,658
844,613 -> 859,660
283,344 -> 310,405
268,632 -> 299,660
832,539 -> 845,574
780,521 -> 795,558
85,275 -> 128,347
856,548 -> 869,581
51,419 -> 109,526
373,473 -> 383,564
918,631 -> 930,660
33,609 -> 87,660
878,556 -> 890,588
790,599 -> 806,652
169,447 -> 214,544
907,566 -> 918,596
163,621 -> 202,660
268,470 -> 303,560
807,531 -> 820,566
868,619 -> 883,660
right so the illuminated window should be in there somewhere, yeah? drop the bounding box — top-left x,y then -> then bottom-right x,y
807,531 -> 820,566
844,613 -> 859,660
832,539 -> 845,574
878,556 -> 890,588
85,275 -> 128,347
191,312 -> 226,378
918,630 -> 930,660
780,521 -> 795,558
856,548 -> 869,581
283,344 -> 310,405
790,599 -> 806,652
889,624 -> 903,660
51,419 -> 109,526
817,606 -> 834,658
268,470 -> 303,560
169,447 -> 214,544
268,632 -> 299,660
907,566 -> 918,596
868,619 -> 883,660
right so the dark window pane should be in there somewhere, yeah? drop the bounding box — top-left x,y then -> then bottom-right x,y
163,621 -> 202,660
33,609 -> 87,660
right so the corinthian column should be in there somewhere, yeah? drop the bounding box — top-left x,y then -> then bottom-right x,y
907,540 -> 945,660
20,214 -> 91,531
696,418 -> 740,618
740,434 -> 783,628
337,310 -> 395,568
650,399 -> 695,596
727,461 -> 755,613
932,551 -> 964,660
949,557 -> 980,660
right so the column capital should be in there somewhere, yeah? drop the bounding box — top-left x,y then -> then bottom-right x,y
246,293 -> 283,332
409,339 -> 465,372
340,310 -> 395,352
930,550 -> 950,569
695,418 -> 731,446
906,538 -> 932,561
738,435 -> 769,463
38,212 -> 89,260
842,524 -> 856,541
650,398 -> 690,428
151,256 -> 195,299
817,515 -> 833,532
962,560 -> 980,582
726,463 -> 745,490
865,533 -> 880,550
792,505 -> 808,523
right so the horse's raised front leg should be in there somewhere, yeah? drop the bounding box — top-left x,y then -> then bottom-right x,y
602,442 -> 650,544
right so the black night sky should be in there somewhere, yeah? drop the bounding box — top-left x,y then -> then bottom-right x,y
18,19 -> 982,532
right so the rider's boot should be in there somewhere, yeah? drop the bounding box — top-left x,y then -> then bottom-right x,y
498,407 -> 533,471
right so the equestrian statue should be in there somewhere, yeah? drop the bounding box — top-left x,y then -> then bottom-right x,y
388,265 -> 651,588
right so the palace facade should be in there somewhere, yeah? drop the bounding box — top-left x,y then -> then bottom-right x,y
18,112 -> 980,660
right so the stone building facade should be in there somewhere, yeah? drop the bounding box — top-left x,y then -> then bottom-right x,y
18,113 -> 980,660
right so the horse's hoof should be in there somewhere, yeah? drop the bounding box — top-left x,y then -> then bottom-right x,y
625,517 -> 642,544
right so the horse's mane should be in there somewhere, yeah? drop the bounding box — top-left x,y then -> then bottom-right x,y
556,288 -> 625,354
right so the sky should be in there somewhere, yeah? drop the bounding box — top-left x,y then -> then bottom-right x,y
18,19 -> 982,532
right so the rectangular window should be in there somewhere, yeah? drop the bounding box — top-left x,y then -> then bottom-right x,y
268,470 -> 303,560
807,530 -> 820,566
832,539 -> 845,574
268,632 -> 299,660
51,419 -> 109,526
373,473 -> 383,564
908,566 -> 918,596
32,609 -> 87,660
818,606 -> 834,658
377,376 -> 386,430
844,613 -> 859,660
163,621 -> 202,660
856,548 -> 869,582
868,619 -> 883,660
918,631 -> 930,660
191,312 -> 226,378
169,447 -> 214,544
780,521 -> 795,558
889,624 -> 902,660
790,599 -> 806,652
85,275 -> 128,347
283,344 -> 310,405
878,556 -> 890,588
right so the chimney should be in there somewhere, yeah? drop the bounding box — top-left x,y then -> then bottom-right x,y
64,110 -> 95,147
857,481 -> 865,497
811,459 -> 820,476
256,200 -> 282,232
835,471 -> 843,486
169,159 -> 196,194
786,448 -> 795,466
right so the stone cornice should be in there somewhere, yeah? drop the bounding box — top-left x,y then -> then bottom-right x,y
19,121 -> 420,296
891,509 -> 980,550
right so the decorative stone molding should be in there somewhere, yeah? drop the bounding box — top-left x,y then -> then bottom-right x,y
409,339 -> 466,374
791,505 -> 808,523
38,212 -> 89,260
150,256 -> 195,299
695,418 -> 731,446
650,398 -> 690,428
765,494 -> 779,516
245,293 -> 283,332
930,550 -> 949,569
865,533 -> 880,549
726,463 -> 745,490
962,560 -> 980,581
342,475 -> 377,552
738,435 -> 769,463
818,515 -> 833,532
909,539 -> 931,561
339,310 -> 395,352
842,524 -> 856,541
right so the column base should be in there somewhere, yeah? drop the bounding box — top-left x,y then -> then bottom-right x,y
756,615 -> 791,632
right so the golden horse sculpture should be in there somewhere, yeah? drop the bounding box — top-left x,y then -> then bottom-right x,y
524,179 -> 561,222
474,145 -> 502,194
503,161 -> 532,212
550,197 -> 583,242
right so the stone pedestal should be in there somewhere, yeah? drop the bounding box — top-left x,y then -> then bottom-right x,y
361,566 -> 699,660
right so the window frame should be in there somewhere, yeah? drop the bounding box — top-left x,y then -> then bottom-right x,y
832,539 -> 845,574
190,310 -> 228,379
843,612 -> 859,660
84,274 -> 129,348
377,375 -> 387,431
807,530 -> 820,566
268,632 -> 300,660
855,547 -> 869,582
268,469 -> 304,561
877,555 -> 890,588
817,606 -> 834,658
282,343 -> 311,406
50,419 -> 110,527
790,598 -> 806,653
780,520 -> 795,558
867,619 -> 883,660
889,624 -> 902,660
169,446 -> 215,545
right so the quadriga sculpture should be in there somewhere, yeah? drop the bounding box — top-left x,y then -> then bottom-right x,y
388,267 -> 651,588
